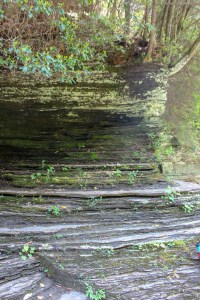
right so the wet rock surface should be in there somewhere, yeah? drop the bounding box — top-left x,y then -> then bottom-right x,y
0,65 -> 200,299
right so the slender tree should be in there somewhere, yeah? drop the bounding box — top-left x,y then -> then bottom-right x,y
143,1 -> 150,40
144,0 -> 158,62
124,0 -> 132,35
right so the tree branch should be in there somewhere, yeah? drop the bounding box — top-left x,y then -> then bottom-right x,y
169,34 -> 200,76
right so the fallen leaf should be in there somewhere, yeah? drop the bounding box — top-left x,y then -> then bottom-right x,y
40,283 -> 45,288
37,296 -> 44,299
23,294 -> 32,300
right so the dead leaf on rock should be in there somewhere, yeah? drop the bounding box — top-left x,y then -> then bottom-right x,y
23,294 -> 33,300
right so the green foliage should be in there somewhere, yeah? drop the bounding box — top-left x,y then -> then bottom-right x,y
93,247 -> 115,257
114,169 -> 122,178
132,242 -> 168,252
62,166 -> 70,172
0,9 -> 6,19
0,1 -> 97,82
54,233 -> 63,239
0,195 -> 5,201
48,205 -> 61,216
6,41 -> 93,82
86,196 -> 103,208
128,170 -> 138,184
30,164 -> 54,183
148,131 -> 175,163
162,38 -> 183,66
32,195 -> 45,204
45,165 -> 55,183
192,93 -> 200,130
7,0 -> 55,17
180,204 -> 194,214
19,244 -> 35,260
85,284 -> 106,300
41,160 -> 46,169
161,186 -> 180,204
132,151 -> 140,159
132,240 -> 187,253
90,152 -> 99,161
31,172 -> 42,180
1,0 -> 199,77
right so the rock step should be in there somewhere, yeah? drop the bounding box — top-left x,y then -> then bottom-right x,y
39,242 -> 200,300
1,208 -> 200,251
0,256 -> 83,300
0,181 -> 200,299
0,180 -> 199,198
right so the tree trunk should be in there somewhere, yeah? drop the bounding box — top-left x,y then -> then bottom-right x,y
172,0 -> 180,41
166,0 -> 176,40
124,0 -> 131,35
158,3 -> 169,43
169,34 -> 200,76
143,1 -> 150,40
110,0 -> 117,17
144,0 -> 158,62
177,2 -> 192,36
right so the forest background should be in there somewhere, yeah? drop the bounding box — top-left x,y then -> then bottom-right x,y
0,0 -> 199,82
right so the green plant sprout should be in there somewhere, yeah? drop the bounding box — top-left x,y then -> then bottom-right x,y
128,170 -> 138,184
31,172 -> 42,180
132,151 -> 140,159
86,196 -> 103,208
180,204 -> 194,213
114,169 -> 122,178
54,233 -> 63,239
19,244 -> 35,260
85,284 -> 106,300
48,205 -> 61,216
41,160 -> 46,169
161,186 -> 180,204
93,247 -> 115,257
62,166 -> 69,172
45,165 -> 55,182
90,152 -> 99,161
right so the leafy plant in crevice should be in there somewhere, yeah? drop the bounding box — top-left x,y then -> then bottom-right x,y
113,169 -> 122,179
132,151 -> 141,159
19,244 -> 35,260
54,233 -> 63,239
93,247 -> 115,257
62,166 -> 70,172
131,240 -> 187,253
85,283 -> 106,300
32,195 -> 45,204
31,172 -> 42,181
132,242 -> 167,252
147,130 -> 175,163
31,164 -> 55,183
90,152 -> 99,161
161,186 -> 180,204
86,196 -> 103,208
45,165 -> 55,183
180,203 -> 194,214
47,205 -> 61,216
128,170 -> 138,184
